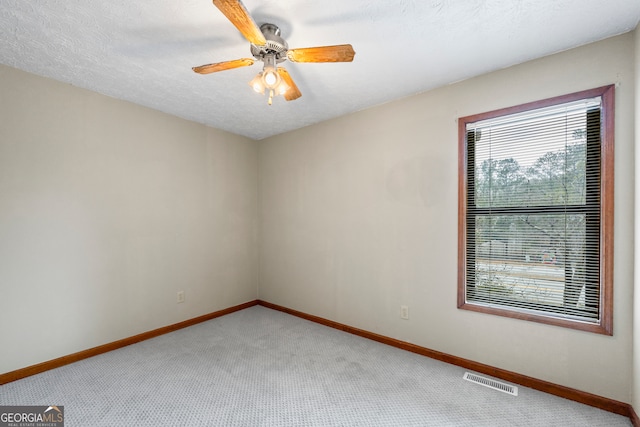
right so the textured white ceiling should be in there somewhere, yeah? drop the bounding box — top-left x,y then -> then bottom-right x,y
1,1 -> 639,140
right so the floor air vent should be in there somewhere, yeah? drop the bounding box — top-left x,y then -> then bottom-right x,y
463,372 -> 518,396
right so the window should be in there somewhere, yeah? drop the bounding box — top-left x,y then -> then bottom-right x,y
458,85 -> 614,335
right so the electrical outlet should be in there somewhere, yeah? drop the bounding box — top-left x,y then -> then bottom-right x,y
400,305 -> 409,320
177,291 -> 185,304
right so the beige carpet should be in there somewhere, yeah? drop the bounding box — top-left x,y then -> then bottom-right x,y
0,306 -> 632,426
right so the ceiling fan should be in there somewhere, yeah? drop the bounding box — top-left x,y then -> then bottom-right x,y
192,0 -> 356,105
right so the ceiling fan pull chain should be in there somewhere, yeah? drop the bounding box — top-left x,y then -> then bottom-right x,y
268,89 -> 274,106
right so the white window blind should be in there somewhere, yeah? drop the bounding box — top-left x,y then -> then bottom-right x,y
464,97 -> 603,323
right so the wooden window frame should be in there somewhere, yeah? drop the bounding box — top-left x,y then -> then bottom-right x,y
457,85 -> 614,335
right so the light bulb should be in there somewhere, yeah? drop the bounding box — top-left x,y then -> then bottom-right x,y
248,73 -> 265,94
263,70 -> 278,88
278,80 -> 290,95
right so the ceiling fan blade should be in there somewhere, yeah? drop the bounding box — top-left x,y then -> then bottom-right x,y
212,0 -> 266,46
277,67 -> 301,101
192,58 -> 255,74
287,44 -> 355,63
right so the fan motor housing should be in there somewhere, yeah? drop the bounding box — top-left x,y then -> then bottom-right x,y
251,23 -> 288,63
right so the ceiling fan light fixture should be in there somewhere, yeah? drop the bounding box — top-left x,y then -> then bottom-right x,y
249,55 -> 290,105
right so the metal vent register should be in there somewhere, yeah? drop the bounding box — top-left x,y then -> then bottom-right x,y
463,372 -> 518,396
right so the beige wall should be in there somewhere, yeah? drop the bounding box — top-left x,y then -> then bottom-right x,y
0,65 -> 258,374
633,25 -> 640,415
259,33 -> 635,402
